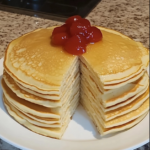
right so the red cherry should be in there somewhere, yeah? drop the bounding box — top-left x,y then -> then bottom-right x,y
65,15 -> 82,27
77,34 -> 88,45
52,32 -> 69,45
64,35 -> 87,55
61,24 -> 67,28
78,18 -> 91,27
52,24 -> 67,36
86,26 -> 103,43
70,18 -> 91,36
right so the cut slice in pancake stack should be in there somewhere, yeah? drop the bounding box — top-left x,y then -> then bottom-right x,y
2,27 -> 80,139
80,27 -> 149,135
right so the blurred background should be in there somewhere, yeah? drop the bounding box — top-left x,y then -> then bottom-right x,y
0,0 -> 101,20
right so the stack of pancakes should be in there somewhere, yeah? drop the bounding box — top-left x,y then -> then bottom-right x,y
1,27 -> 80,139
1,26 -> 149,138
80,27 -> 149,135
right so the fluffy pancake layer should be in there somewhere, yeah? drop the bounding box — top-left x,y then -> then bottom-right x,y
4,96 -> 70,139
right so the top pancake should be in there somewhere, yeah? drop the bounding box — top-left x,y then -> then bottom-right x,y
80,27 -> 149,84
4,26 -> 149,91
4,27 -> 77,93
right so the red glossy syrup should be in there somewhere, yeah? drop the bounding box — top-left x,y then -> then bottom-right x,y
64,35 -> 87,55
86,26 -> 103,43
52,24 -> 67,36
51,15 -> 103,55
65,15 -> 82,27
70,18 -> 91,36
52,32 -> 69,45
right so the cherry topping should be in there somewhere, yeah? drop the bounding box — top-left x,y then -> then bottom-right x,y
86,26 -> 103,43
52,32 -> 69,45
70,18 -> 91,36
65,15 -> 82,27
64,35 -> 87,55
51,16 -> 103,55
52,24 -> 67,36
78,18 -> 91,27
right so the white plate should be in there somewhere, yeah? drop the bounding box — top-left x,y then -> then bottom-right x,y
0,58 -> 149,150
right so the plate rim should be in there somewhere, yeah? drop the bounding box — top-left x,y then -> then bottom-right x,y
0,132 -> 149,150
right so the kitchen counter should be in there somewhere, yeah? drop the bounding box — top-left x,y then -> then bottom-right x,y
0,0 -> 149,149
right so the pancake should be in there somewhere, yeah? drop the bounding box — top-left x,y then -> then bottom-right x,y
2,77 -> 79,118
80,60 -> 147,92
4,88 -> 79,127
101,88 -> 149,121
103,73 -> 149,107
98,111 -> 148,136
5,89 -> 79,125
4,27 -> 78,94
4,97 -> 61,128
102,84 -> 149,112
102,70 -> 145,90
81,73 -> 149,109
3,71 -> 80,107
102,97 -> 149,128
2,25 -> 149,138
81,94 -> 149,128
2,79 -> 60,118
14,59 -> 80,99
80,27 -> 149,134
82,97 -> 148,135
80,27 -> 149,85
81,83 -> 149,120
4,96 -> 69,139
